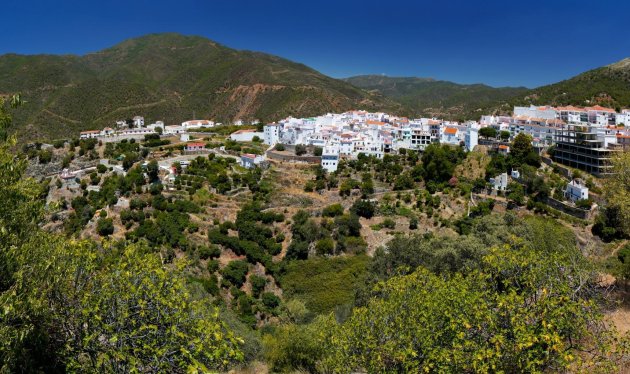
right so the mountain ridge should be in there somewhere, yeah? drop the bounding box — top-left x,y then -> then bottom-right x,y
0,33 -> 401,140
344,74 -> 529,120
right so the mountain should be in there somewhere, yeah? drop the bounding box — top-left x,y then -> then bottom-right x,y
0,33 -> 400,140
344,75 -> 529,120
494,58 -> 630,113
346,58 -> 630,120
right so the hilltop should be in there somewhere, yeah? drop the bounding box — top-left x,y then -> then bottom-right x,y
0,33 -> 400,140
346,57 -> 630,120
495,58 -> 630,113
344,75 -> 528,120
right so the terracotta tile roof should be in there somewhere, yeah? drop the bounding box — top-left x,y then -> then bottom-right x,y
232,129 -> 256,134
585,105 -> 616,113
187,142 -> 206,147
499,145 -> 510,150
556,105 -> 585,112
444,127 -> 457,135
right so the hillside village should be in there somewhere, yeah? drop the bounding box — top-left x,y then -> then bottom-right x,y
10,95 -> 626,372
70,103 -> 629,206
5,1 -> 630,370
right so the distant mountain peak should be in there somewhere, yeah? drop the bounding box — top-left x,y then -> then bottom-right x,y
0,33 -> 401,140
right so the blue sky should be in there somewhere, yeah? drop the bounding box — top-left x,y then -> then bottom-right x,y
2,0 -> 630,88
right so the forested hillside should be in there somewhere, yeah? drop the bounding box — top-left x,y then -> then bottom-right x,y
345,75 -> 528,120
0,33 -> 400,140
346,58 -> 630,120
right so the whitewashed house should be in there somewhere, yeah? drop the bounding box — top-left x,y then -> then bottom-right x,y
133,116 -> 145,128
264,124 -> 281,145
80,130 -> 101,139
441,127 -> 460,145
321,145 -> 340,173
230,129 -> 263,142
464,123 -> 479,152
565,179 -> 589,201
490,173 -> 508,191
240,153 -> 264,169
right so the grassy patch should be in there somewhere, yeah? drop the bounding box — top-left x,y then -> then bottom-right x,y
280,255 -> 370,314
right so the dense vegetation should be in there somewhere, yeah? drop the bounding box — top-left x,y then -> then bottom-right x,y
499,59 -> 630,114
345,74 -> 528,121
262,214 -> 629,372
0,98 -> 243,372
346,58 -> 630,120
3,95 -> 630,372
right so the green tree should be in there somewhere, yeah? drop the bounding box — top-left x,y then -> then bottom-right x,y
221,260 -> 249,287
146,159 -> 159,182
295,144 -> 307,156
250,275 -> 267,298
604,151 -> 630,237
2,238 -> 243,372
511,133 -> 534,162
507,181 -> 525,205
327,241 -> 622,373
96,217 -> 114,236
350,199 -> 375,219
421,144 -> 464,184
315,237 -> 335,255
322,203 -> 344,217
0,112 -> 243,371
479,126 -> 497,139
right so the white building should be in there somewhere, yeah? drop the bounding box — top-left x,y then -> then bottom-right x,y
441,126 -> 460,145
513,105 -> 558,120
182,120 -> 214,130
490,173 -> 508,191
163,125 -> 185,135
240,153 -> 265,169
264,124 -> 280,145
148,121 -> 165,132
230,129 -> 264,142
321,145 -> 340,173
133,116 -> 144,128
464,123 -> 479,152
408,129 -> 432,151
616,110 -> 630,126
565,179 -> 589,201
79,130 -> 101,139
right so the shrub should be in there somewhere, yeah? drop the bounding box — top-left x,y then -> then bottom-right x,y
322,203 -> 344,217
381,218 -> 396,229
295,144 -> 307,156
96,218 -> 114,236
304,181 -> 315,192
315,238 -> 335,256
261,292 -> 281,309
250,275 -> 267,298
38,150 -> 53,164
207,259 -> 220,273
350,199 -> 375,219
202,245 -> 221,260
221,260 -> 249,287
409,216 -> 419,230
274,144 -> 285,151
